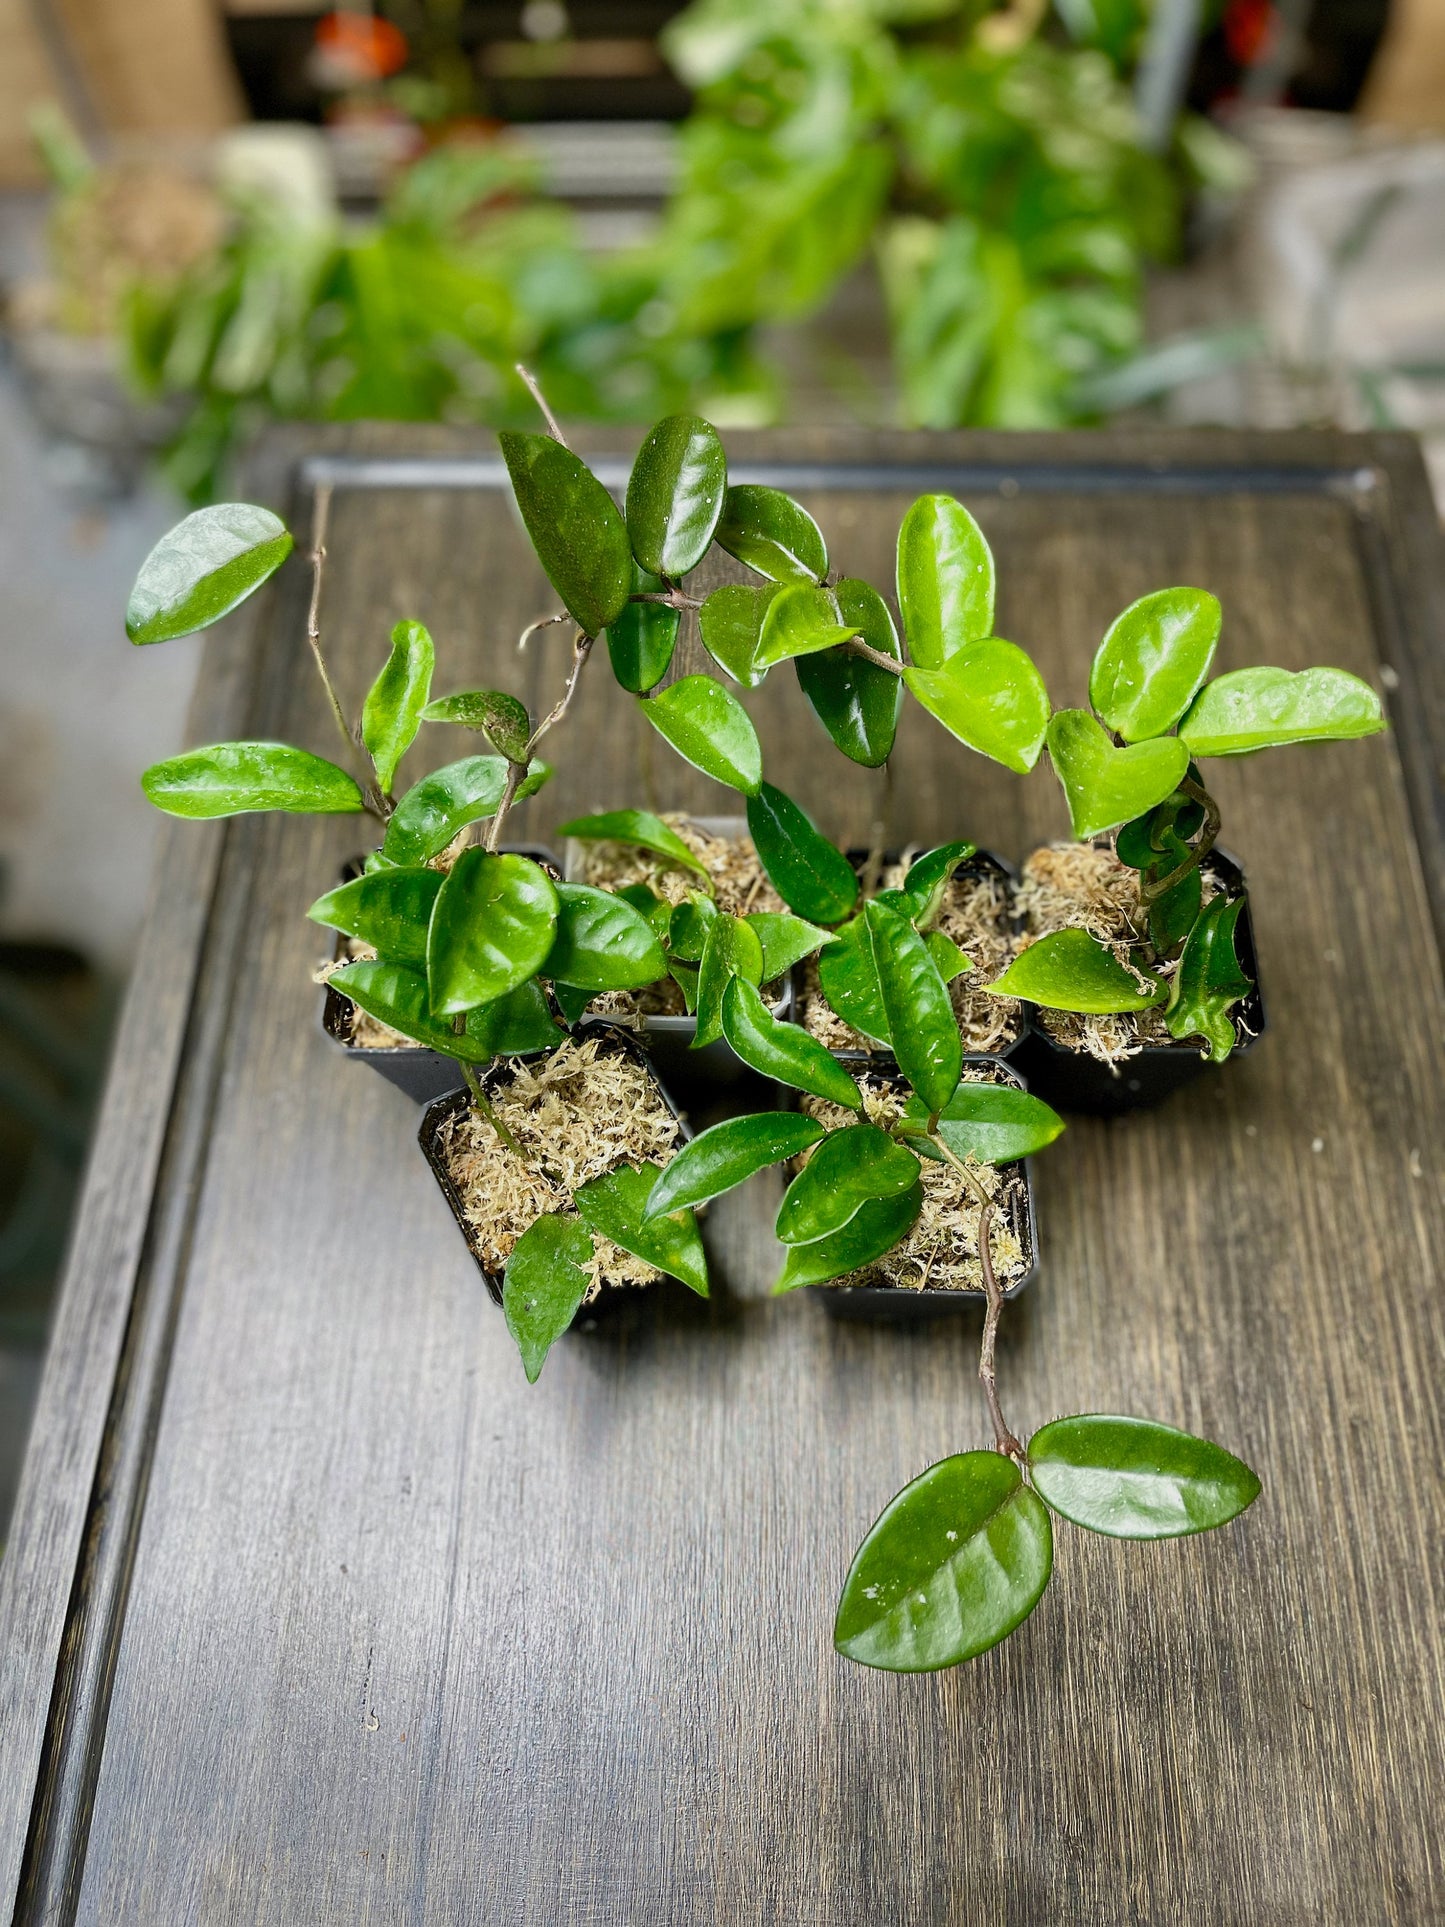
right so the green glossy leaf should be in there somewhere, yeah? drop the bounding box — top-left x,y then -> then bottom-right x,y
1165,894 -> 1252,1061
745,783 -> 859,924
667,893 -> 718,963
625,414 -> 727,578
924,930 -> 970,982
816,912 -> 889,1045
895,494 -> 994,668
384,756 -> 550,865
605,563 -> 679,694
755,583 -> 858,669
795,578 -> 903,768
899,1082 -> 1065,1165
638,675 -> 763,795
1046,710 -> 1190,839
773,1180 -> 924,1292
865,900 -> 961,1115
126,502 -> 292,643
643,1112 -> 825,1220
329,962 -> 556,1061
141,742 -> 363,818
551,981 -> 593,1028
901,840 -> 977,926
670,960 -> 700,1014
1116,797 -> 1202,870
617,882 -> 672,938
1179,666 -> 1385,757
694,914 -> 764,1049
426,850 -> 559,1016
558,809 -> 710,879
776,1123 -> 919,1245
1090,588 -> 1220,742
987,929 -> 1167,1015
714,483 -> 827,584
363,619 -> 434,793
834,1452 -> 1053,1672
573,1161 -> 708,1297
543,884 -> 666,992
1028,1415 -> 1261,1539
905,640 -> 1050,775
499,430 -> 632,637
720,976 -> 863,1110
698,582 -> 779,688
1144,830 -> 1203,955
307,865 -> 441,967
745,912 -> 831,982
420,687 -> 531,761
503,1212 -> 595,1383
363,851 -> 397,874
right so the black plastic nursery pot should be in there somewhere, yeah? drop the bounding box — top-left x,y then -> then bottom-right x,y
417,1021 -> 694,1319
320,844 -> 559,1105
809,1052 -> 1040,1324
563,813 -> 792,1087
1009,851 -> 1266,1117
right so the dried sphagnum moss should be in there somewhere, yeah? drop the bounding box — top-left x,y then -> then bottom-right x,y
797,1075 -> 1029,1293
798,862 -> 1024,1055
437,1035 -> 683,1298
1014,841 -> 1221,1067
577,814 -> 785,1023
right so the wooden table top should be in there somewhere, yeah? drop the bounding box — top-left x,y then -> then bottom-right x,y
3,426 -> 1443,1926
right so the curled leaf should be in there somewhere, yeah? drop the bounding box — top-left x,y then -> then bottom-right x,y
1164,893 -> 1252,1061
721,975 -> 863,1110
755,583 -> 859,669
698,582 -> 779,688
421,687 -> 532,761
126,503 -> 292,644
1179,666 -> 1385,757
364,619 -> 435,792
865,899 -> 961,1115
694,913 -> 764,1048
558,809 -> 710,880
384,756 -> 551,865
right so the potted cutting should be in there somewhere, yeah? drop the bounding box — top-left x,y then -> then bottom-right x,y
985,587 -> 1384,1110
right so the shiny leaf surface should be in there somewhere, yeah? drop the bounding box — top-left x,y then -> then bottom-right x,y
426,850 -> 558,1016
638,675 -> 763,795
899,1082 -> 1064,1165
543,883 -> 666,992
126,502 -> 292,643
895,493 -> 994,667
694,913 -> 764,1048
643,1112 -> 825,1220
924,930 -> 970,983
745,783 -> 859,924
329,962 -> 556,1061
625,414 -> 727,577
667,893 -> 717,962
1165,893 -> 1252,1061
307,865 -> 441,967
142,742 -> 363,818
605,564 -> 680,694
900,840 -> 977,926
834,1452 -> 1052,1672
776,1123 -> 920,1244
720,976 -> 863,1110
558,809 -> 710,879
421,687 -> 531,761
503,1213 -> 594,1383
987,928 -> 1166,1015
1046,709 -> 1190,838
1028,1415 -> 1260,1538
905,640 -> 1050,775
363,618 -> 434,792
383,756 -> 550,865
573,1161 -> 709,1298
714,483 -> 827,584
816,911 -> 889,1045
1179,666 -> 1385,757
1089,588 -> 1220,742
498,430 -> 632,636
745,911 -> 831,982
795,578 -> 903,768
698,582 -> 779,688
755,583 -> 858,669
865,900 -> 961,1114
773,1181 -> 924,1292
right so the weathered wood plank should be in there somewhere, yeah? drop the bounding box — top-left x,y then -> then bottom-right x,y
6,427 -> 1443,1927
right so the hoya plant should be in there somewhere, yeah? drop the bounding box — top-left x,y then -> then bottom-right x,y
985,588 -> 1386,1061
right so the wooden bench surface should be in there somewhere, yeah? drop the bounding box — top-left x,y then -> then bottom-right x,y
3,426 -> 1443,1926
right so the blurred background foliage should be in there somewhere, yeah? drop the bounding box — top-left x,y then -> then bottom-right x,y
31,0 -> 1247,500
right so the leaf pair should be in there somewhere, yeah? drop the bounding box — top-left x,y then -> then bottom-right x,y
835,1418 -> 1260,1672
817,898 -> 961,1112
503,1162 -> 708,1381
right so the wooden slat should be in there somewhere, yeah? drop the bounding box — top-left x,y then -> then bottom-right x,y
5,426 -> 1443,1926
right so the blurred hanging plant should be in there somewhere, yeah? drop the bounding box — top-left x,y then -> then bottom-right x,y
655,0 -> 1220,427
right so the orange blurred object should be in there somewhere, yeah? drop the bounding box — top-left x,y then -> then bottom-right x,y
315,11 -> 410,85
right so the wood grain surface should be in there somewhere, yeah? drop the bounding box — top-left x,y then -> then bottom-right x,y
3,427 -> 1443,1926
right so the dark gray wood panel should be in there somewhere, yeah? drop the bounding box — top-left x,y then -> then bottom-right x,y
5,429 -> 1443,1926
